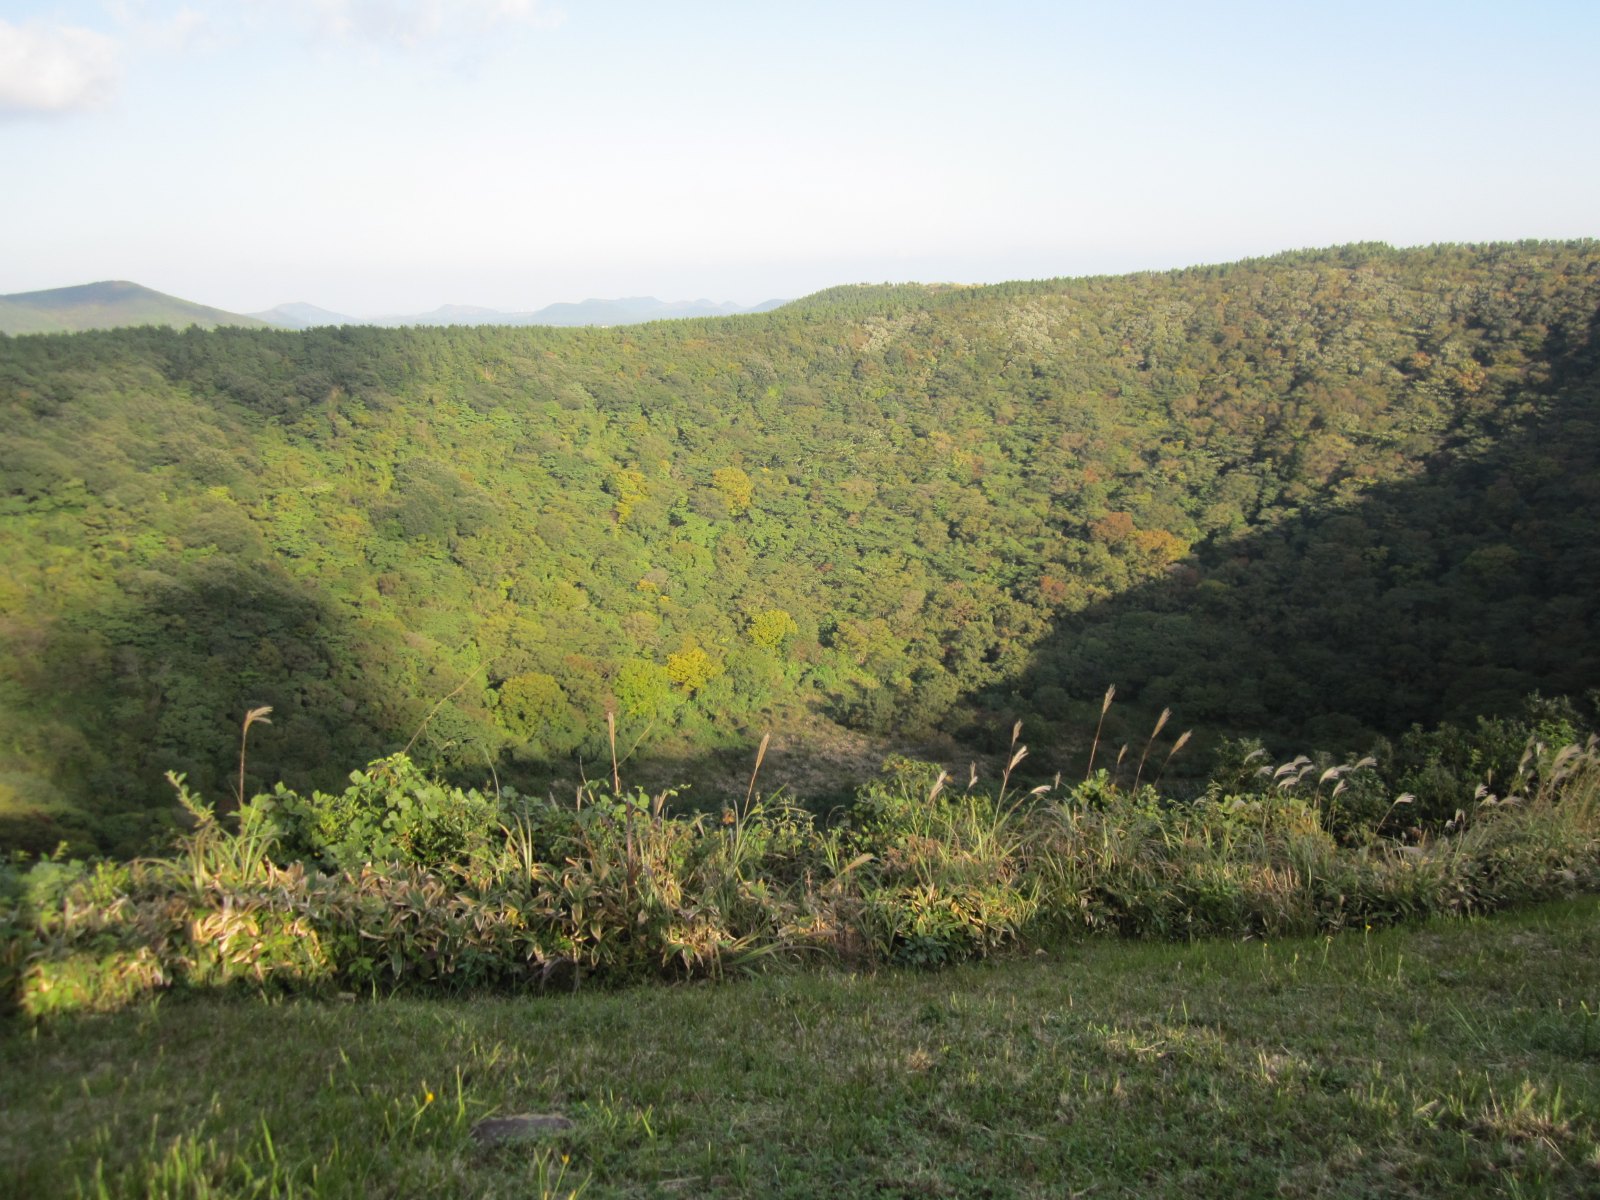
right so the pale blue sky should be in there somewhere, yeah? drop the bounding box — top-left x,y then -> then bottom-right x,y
3,0 -> 1596,315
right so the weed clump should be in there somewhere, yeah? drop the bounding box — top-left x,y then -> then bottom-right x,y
3,703 -> 1598,1018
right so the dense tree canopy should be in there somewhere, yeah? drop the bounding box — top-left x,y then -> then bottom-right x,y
2,241 -> 1597,853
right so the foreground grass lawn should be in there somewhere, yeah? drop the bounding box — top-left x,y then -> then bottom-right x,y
5,899 -> 1599,1199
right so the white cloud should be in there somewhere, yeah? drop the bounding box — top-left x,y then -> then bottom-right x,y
0,19 -> 120,115
291,0 -> 563,48
131,6 -> 213,55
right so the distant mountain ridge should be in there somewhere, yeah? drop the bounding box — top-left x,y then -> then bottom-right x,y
1,282 -> 789,335
252,295 -> 790,329
492,296 -> 791,327
0,281 -> 270,335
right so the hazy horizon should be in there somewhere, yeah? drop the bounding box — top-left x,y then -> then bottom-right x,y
13,233 -> 1599,326
4,1 -> 1597,316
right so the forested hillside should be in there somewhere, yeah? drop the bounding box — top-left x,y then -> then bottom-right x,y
3,242 -> 1598,853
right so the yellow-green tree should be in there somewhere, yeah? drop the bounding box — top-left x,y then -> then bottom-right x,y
710,466 -> 753,515
749,608 -> 798,653
666,641 -> 723,694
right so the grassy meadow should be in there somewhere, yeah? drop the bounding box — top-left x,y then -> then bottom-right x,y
3,712 -> 1596,1196
4,898 -> 1599,1198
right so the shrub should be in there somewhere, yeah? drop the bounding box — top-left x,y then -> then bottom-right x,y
255,754 -> 503,872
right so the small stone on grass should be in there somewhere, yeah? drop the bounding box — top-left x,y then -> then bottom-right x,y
470,1113 -> 575,1144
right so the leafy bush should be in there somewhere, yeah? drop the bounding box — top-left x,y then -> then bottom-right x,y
255,754 -> 503,872
1388,697 -> 1582,825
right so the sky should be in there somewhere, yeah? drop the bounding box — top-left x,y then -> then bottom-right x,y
2,0 -> 1597,316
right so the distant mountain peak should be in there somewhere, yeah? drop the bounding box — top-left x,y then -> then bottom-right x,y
249,301 -> 358,330
0,281 -> 269,335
